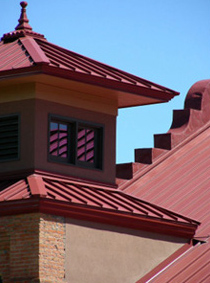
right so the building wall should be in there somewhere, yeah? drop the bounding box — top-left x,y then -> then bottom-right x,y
0,82 -> 117,184
0,98 -> 36,176
0,213 -> 39,283
0,211 -> 189,283
34,98 -> 116,184
39,214 -> 65,283
0,213 -> 66,283
65,219 -> 187,283
0,231 -> 10,282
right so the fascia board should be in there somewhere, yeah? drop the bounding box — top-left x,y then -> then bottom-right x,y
0,64 -> 178,102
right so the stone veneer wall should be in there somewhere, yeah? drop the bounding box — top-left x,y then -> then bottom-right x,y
39,214 -> 65,283
0,214 -> 40,282
0,213 -> 65,283
0,231 -> 10,282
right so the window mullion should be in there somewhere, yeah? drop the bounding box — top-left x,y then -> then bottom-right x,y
57,124 -> 60,157
74,122 -> 78,165
67,123 -> 71,163
85,129 -> 87,162
93,129 -> 97,166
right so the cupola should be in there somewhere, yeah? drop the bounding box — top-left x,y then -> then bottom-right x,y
0,2 -> 179,185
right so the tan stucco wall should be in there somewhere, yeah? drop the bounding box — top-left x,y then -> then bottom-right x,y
65,219 -> 187,283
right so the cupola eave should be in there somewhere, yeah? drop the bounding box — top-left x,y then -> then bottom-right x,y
0,63 -> 178,108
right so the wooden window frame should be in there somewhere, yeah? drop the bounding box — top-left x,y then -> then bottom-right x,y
48,115 -> 104,170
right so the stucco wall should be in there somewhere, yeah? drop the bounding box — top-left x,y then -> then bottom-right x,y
65,219 -> 187,283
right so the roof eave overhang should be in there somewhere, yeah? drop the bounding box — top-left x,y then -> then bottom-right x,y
0,198 -> 198,239
0,64 -> 179,108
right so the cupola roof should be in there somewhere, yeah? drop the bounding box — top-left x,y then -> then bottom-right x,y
0,2 -> 179,108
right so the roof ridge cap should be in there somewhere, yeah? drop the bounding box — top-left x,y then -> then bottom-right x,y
20,37 -> 50,64
27,175 -> 47,197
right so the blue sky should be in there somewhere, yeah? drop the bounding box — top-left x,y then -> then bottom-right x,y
1,1 -> 210,163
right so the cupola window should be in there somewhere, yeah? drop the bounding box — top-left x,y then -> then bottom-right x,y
49,115 -> 103,169
0,115 -> 19,162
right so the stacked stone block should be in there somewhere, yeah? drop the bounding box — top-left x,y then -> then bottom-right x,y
0,213 -> 65,283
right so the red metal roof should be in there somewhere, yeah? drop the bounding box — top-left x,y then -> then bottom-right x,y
0,173 -> 198,238
0,2 -> 179,107
117,79 -> 210,282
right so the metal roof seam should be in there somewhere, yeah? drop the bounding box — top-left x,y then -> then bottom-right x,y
45,180 -> 105,207
0,49 -> 27,69
139,146 -> 210,205
198,272 -> 210,283
128,136 -> 210,208
2,184 -> 29,201
145,244 -> 199,283
14,56 -> 34,68
37,41 -> 118,78
44,182 -> 82,203
37,43 -> 105,76
108,192 -> 151,215
40,176 -> 198,224
119,122 -> 210,192
164,174 -> 210,213
88,189 -> 136,213
0,180 -> 26,195
166,246 -> 210,283
73,185 -> 120,209
62,182 -> 108,207
182,261 -> 210,283
37,40 -> 127,80
40,174 -> 117,190
123,194 -> 183,222
0,45 -> 20,61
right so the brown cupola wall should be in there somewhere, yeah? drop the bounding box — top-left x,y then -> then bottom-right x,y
0,82 -> 116,184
